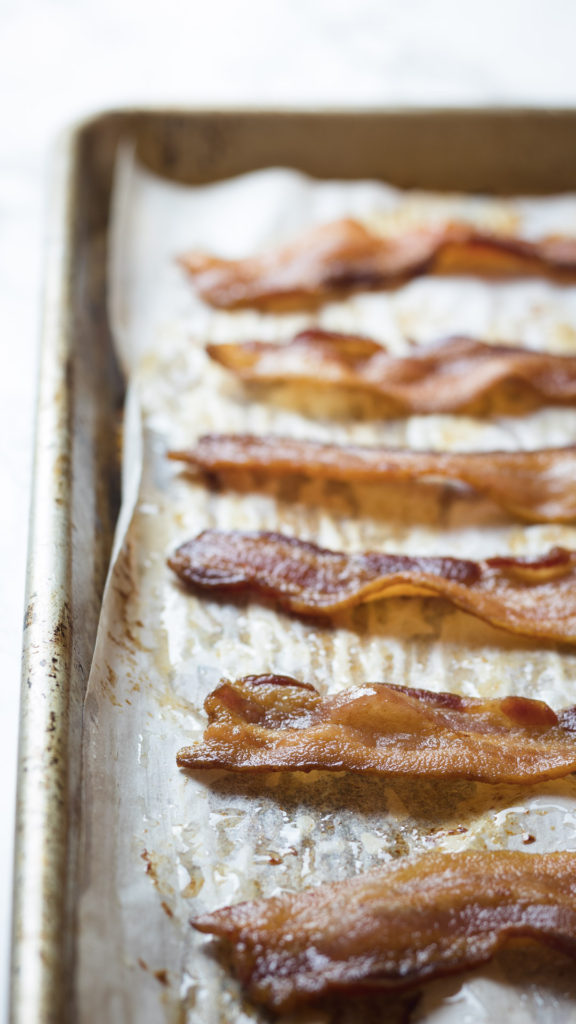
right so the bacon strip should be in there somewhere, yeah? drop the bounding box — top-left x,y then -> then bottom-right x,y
181,217 -> 576,309
177,675 -> 576,783
193,850 -> 576,1011
168,531 -> 576,642
206,331 -> 576,414
169,435 -> 576,524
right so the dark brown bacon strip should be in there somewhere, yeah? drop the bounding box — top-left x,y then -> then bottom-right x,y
193,850 -> 576,1011
180,217 -> 576,309
206,331 -> 576,414
177,675 -> 576,783
168,531 -> 576,642
169,435 -> 576,523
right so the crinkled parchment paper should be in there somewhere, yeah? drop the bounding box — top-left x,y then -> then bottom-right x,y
77,156 -> 576,1023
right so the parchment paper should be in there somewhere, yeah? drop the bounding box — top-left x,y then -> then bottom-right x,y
77,155 -> 576,1023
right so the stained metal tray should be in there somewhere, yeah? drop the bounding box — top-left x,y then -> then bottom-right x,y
11,106 -> 576,1024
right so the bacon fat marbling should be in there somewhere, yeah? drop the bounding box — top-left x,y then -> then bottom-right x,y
177,675 -> 576,783
169,434 -> 576,523
193,850 -> 576,1011
180,218 -> 576,309
168,530 -> 576,642
206,331 -> 576,414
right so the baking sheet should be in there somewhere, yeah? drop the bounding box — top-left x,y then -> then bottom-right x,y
77,155 -> 576,1023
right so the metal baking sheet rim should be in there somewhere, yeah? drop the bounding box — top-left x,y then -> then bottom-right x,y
10,104 -> 576,1024
10,130 -> 78,1024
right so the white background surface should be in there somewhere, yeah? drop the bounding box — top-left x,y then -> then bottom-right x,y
2,0 -> 576,1017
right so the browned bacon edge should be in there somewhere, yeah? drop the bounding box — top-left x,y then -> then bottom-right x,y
168,530 -> 576,643
176,675 -> 576,783
180,217 -> 576,309
168,434 -> 576,524
205,332 -> 576,414
192,850 -> 576,1011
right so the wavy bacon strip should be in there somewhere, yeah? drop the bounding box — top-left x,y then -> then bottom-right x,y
176,675 -> 576,783
193,850 -> 576,1011
169,435 -> 576,524
168,530 -> 576,642
181,217 -> 576,309
206,331 -> 576,414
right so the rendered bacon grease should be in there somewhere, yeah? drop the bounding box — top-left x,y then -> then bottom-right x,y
177,675 -> 576,783
206,331 -> 576,414
169,435 -> 576,524
168,530 -> 576,642
180,217 -> 576,309
193,850 -> 576,1011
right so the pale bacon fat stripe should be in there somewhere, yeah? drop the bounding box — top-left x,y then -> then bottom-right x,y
167,531 -> 576,643
176,675 -> 576,784
180,217 -> 576,309
193,850 -> 576,1011
168,435 -> 576,524
206,332 -> 576,415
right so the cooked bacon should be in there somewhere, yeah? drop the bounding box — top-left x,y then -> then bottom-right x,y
206,331 -> 576,414
168,531 -> 576,642
193,850 -> 576,1011
169,435 -> 576,524
180,217 -> 576,309
176,675 -> 576,783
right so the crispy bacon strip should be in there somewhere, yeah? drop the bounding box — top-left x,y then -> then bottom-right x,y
176,675 -> 576,783
169,435 -> 576,524
194,851 -> 576,1011
168,530 -> 576,642
181,217 -> 576,309
206,331 -> 576,414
